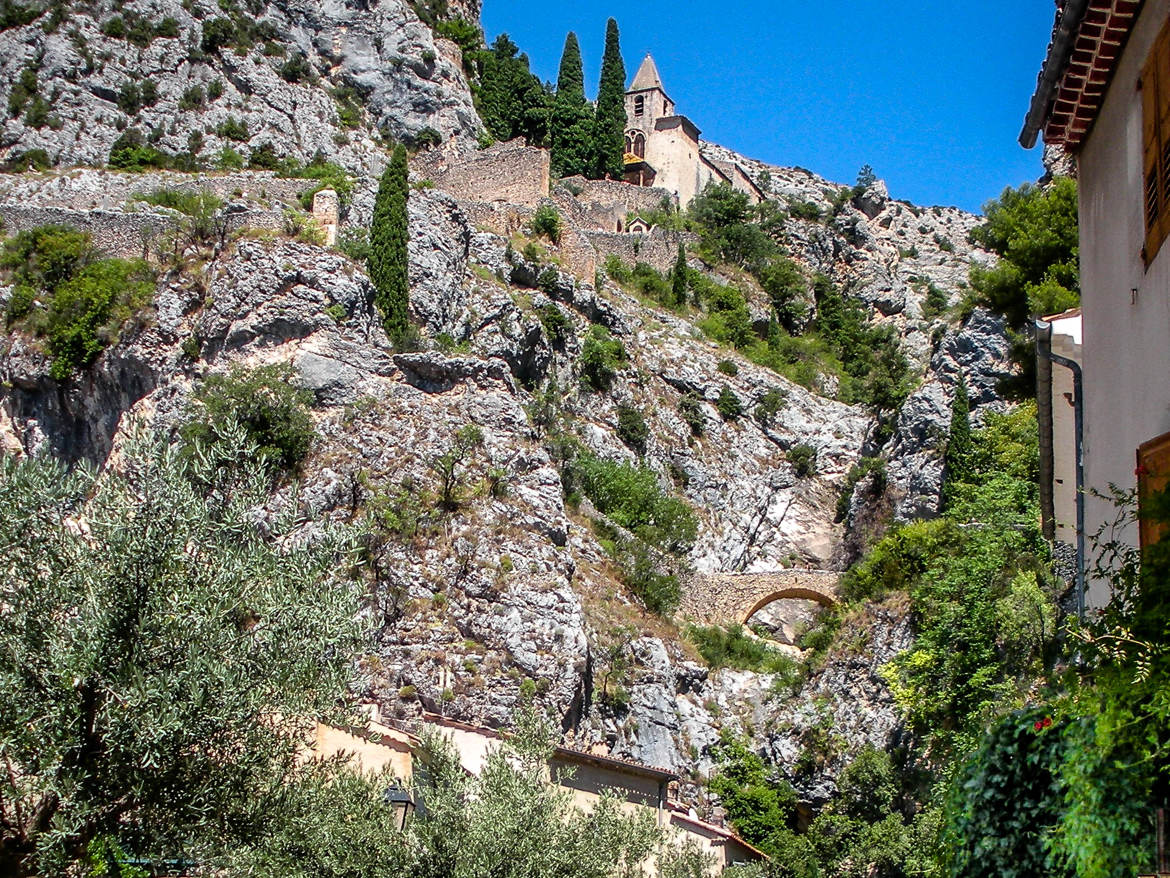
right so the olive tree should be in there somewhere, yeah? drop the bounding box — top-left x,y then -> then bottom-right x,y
0,427 -> 365,876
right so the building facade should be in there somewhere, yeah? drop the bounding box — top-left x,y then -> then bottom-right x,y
1022,0 -> 1170,608
623,55 -> 764,208
318,709 -> 765,875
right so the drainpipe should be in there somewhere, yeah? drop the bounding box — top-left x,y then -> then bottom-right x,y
1035,319 -> 1086,623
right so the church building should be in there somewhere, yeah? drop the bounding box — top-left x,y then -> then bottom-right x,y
623,54 -> 765,207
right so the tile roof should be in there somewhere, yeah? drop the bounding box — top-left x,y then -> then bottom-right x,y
1021,0 -> 1144,150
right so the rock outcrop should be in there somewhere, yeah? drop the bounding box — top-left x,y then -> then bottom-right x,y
0,0 -> 480,172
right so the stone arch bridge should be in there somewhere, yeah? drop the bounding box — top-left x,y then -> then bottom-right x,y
679,570 -> 841,626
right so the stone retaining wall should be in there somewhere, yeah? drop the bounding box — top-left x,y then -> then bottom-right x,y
0,169 -> 306,212
0,204 -> 288,259
413,139 -> 549,207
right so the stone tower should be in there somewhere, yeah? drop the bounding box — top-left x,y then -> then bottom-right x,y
624,54 -> 675,147
622,54 -> 763,207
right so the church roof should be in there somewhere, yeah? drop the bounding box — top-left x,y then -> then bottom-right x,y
629,54 -> 664,92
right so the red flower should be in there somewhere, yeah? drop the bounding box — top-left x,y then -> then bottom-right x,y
1034,721 -> 1044,732
1043,717 -> 1053,728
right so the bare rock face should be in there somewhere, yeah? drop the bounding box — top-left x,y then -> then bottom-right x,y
763,597 -> 915,806
0,0 -> 480,172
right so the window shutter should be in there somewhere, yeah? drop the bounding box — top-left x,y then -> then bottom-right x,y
1158,27 -> 1170,250
1144,28 -> 1166,262
1137,430 -> 1170,548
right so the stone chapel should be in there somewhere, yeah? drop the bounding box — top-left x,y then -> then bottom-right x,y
623,54 -> 764,207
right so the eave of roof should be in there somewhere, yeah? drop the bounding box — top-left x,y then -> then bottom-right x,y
415,712 -> 677,780
1020,0 -> 1144,150
655,115 -> 701,140
666,806 -> 769,860
553,744 -> 678,782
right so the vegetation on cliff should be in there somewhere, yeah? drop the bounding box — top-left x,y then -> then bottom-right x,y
369,144 -> 412,345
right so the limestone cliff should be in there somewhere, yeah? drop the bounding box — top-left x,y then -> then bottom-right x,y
0,7 -> 1017,814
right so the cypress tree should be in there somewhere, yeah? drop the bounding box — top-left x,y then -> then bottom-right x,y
941,374 -> 973,510
550,32 -> 593,178
592,18 -> 626,180
368,144 -> 410,344
477,34 -> 551,146
671,243 -> 688,307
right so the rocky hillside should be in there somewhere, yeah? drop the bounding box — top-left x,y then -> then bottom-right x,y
0,0 -> 479,171
0,0 -> 1016,815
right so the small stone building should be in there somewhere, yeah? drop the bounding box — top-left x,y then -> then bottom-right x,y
623,55 -> 765,208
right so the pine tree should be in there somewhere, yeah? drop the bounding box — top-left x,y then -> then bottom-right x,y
368,144 -> 410,344
671,243 -> 688,307
549,32 -> 593,178
592,18 -> 626,180
941,374 -> 973,510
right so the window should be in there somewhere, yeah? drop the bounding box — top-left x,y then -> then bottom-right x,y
634,95 -> 644,116
1141,20 -> 1170,265
632,132 -> 645,158
1137,430 -> 1170,548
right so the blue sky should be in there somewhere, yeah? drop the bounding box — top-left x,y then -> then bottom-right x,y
480,1 -> 1055,214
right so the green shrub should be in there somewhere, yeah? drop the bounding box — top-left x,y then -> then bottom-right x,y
570,452 -> 697,554
753,387 -> 786,428
291,156 -> 355,211
788,443 -> 817,477
538,302 -> 572,345
604,253 -> 632,284
331,85 -> 363,128
835,456 -> 887,520
697,281 -> 754,348
180,363 -> 315,473
108,129 -> 171,171
44,259 -> 155,379
717,359 -> 738,376
788,200 -> 823,221
716,385 -> 742,421
627,262 -> 670,304
200,16 -> 237,53
336,227 -> 371,263
689,624 -> 801,678
579,325 -> 627,392
615,404 -> 649,454
279,53 -> 313,83
2,225 -> 157,378
216,116 -> 249,141
922,283 -> 949,318
678,391 -> 705,436
215,146 -> 245,170
607,534 -> 681,615
0,148 -> 51,172
7,66 -> 38,117
530,203 -> 562,244
944,709 -> 1074,878
155,16 -> 179,37
207,78 -> 225,100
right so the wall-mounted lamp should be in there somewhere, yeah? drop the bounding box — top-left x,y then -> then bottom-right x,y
383,783 -> 415,830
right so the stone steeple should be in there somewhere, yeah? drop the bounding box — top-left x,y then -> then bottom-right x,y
629,54 -> 665,93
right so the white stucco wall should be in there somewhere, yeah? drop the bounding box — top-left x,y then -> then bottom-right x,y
1077,0 -> 1170,607
1049,314 -> 1081,549
641,123 -> 708,207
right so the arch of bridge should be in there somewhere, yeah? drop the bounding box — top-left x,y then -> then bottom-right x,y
679,570 -> 840,626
